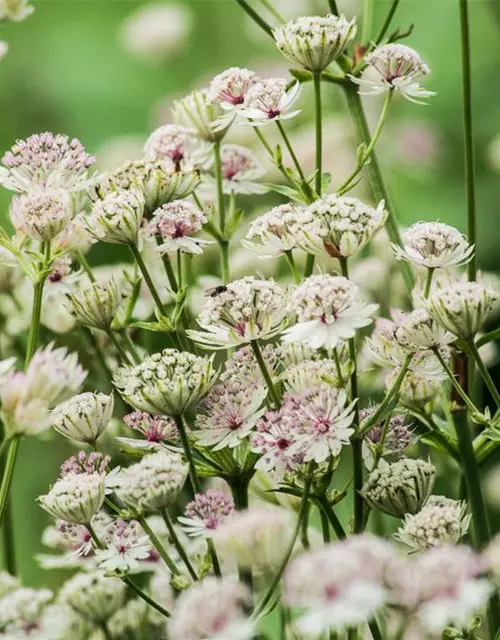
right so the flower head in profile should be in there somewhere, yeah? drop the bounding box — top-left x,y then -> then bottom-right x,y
96,519 -> 151,573
207,67 -> 257,110
178,490 -> 234,538
51,391 -> 114,443
208,144 -> 267,195
194,380 -> 267,450
38,470 -> 106,525
147,199 -> 210,255
173,88 -> 231,142
352,43 -> 435,104
10,188 -> 73,242
89,188 -> 145,245
0,132 -> 96,193
285,535 -> 394,635
188,276 -> 287,349
300,195 -> 387,258
58,571 -> 126,622
239,77 -> 302,125
242,203 -> 305,258
360,410 -> 414,469
392,222 -> 474,269
283,274 -> 378,350
69,277 -> 124,330
274,14 -> 356,72
169,577 -> 253,640
144,124 -> 211,172
123,410 -> 178,446
394,307 -> 455,351
114,348 -> 217,415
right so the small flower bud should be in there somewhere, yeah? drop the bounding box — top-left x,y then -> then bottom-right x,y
89,188 -> 144,244
10,189 -> 73,241
173,89 -> 230,142
38,472 -> 106,524
361,458 -> 436,518
58,571 -> 126,622
69,276 -> 124,330
51,391 -> 114,443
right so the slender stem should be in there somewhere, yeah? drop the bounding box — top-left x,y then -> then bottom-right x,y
313,72 -> 322,197
259,0 -> 285,22
304,253 -> 315,278
342,84 -> 415,293
476,327 -> 500,348
176,249 -> 183,290
124,576 -> 171,619
276,121 -> 309,190
284,251 -> 300,284
368,619 -> 384,640
121,331 -> 141,364
424,267 -> 435,298
300,501 -> 310,550
161,252 -> 178,292
252,126 -> 301,193
320,509 -> 331,543
105,329 -> 133,366
161,509 -> 198,581
214,142 -> 226,235
375,0 -> 400,44
100,623 -> 112,640
25,242 -> 51,367
337,90 -> 393,195
250,340 -> 280,407
2,502 -> 15,576
0,437 -> 20,530
76,251 -> 96,283
139,515 -> 180,576
234,0 -> 274,38
123,278 -> 141,325
316,497 -> 346,539
230,480 -> 253,600
434,348 -> 479,414
459,0 -> 477,282
328,0 -> 339,15
129,243 -> 167,316
220,241 -> 230,285
361,0 -> 373,44
468,340 -> 500,408
333,347 -> 345,387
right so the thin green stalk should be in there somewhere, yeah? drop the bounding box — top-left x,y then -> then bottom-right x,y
467,340 -> 500,408
220,241 -> 230,285
316,497 -> 346,539
327,0 -> 339,15
368,619 -> 384,640
313,72 -> 323,197
250,340 -> 280,407
459,0 -> 477,282
214,142 -> 230,283
230,479 -> 254,600
276,121 -> 310,192
304,253 -> 315,278
284,251 -> 300,284
100,623 -> 112,640
337,90 -> 393,195
161,252 -> 178,292
234,0 -> 274,38
476,327 -> 500,348
161,509 -> 198,581
139,515 -> 180,576
342,84 -> 415,293
424,267 -> 435,298
361,0 -> 373,44
129,243 -> 167,316
434,348 -> 480,415
121,331 -> 141,364
259,0 -> 285,22
105,329 -> 133,366
252,126 -> 302,193
375,0 -> 400,44
320,509 -> 331,543
123,278 -> 141,325
76,251 -> 96,283
0,437 -> 20,530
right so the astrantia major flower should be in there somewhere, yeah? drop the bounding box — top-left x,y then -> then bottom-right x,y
242,203 -> 305,258
58,571 -> 126,622
394,495 -> 470,551
207,67 -> 257,110
0,587 -> 53,638
239,77 -> 302,125
0,132 -> 96,193
282,358 -> 342,393
144,124 -> 211,172
387,367 -> 443,404
68,277 -> 124,330
274,14 -> 357,73
300,195 -> 387,258
169,578 -> 253,640
207,144 -> 267,195
147,199 -> 210,255
114,348 -> 217,415
172,88 -> 231,142
96,519 -> 151,573
394,307 -> 455,351
38,471 -> 106,525
352,43 -> 436,104
52,211 -> 96,254
195,380 -> 266,450
283,274 -> 378,350
392,221 -> 474,269
51,391 -> 114,444
285,535 -> 394,635
88,188 -> 145,245
361,410 -> 414,469
188,276 -> 287,349
178,490 -> 234,538
219,343 -> 281,388
426,281 -> 499,339
123,410 -> 178,446
10,188 -> 73,242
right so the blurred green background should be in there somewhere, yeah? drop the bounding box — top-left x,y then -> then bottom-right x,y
2,0 -> 500,588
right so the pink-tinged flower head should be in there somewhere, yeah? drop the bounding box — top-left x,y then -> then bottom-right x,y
178,490 -> 234,538
215,144 -> 266,195
96,519 -> 151,573
124,410 -> 178,444
239,77 -> 302,126
60,450 -> 109,477
0,132 -> 96,193
208,67 -> 257,110
55,521 -> 93,557
147,199 -> 210,255
243,203 -> 306,258
220,344 -> 281,389
10,188 -> 73,242
144,124 -> 211,172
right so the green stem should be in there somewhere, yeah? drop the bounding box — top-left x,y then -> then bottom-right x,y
342,84 -> 415,293
25,243 -> 50,366
252,126 -> 302,193
124,576 -> 171,619
304,253 -> 315,278
434,348 -> 479,414
320,509 -> 331,543
313,72 -> 323,197
476,328 -> 500,348
234,0 -> 274,38
161,252 -> 178,292
316,497 -> 346,539
230,480 -> 253,600
0,437 -> 20,530
259,0 -> 285,22
337,90 -> 393,195
121,331 -> 141,364
250,340 -> 280,407
459,0 -> 477,282
2,502 -> 15,576
284,251 -> 300,284
375,0 -> 400,44
129,243 -> 167,316
424,267 -> 435,298
468,340 -> 500,408
139,515 -> 180,576
328,0 -> 339,15
361,0 -> 374,44
105,329 -> 133,366
220,241 -> 230,285
100,623 -> 112,640
76,251 -> 96,283
161,509 -> 198,581
276,121 -> 309,189
214,141 -> 226,235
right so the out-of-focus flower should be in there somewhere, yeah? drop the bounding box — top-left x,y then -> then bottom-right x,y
38,471 -> 106,525
242,203 -> 305,258
360,410 -> 413,469
282,358 -> 342,393
173,89 -> 231,142
51,391 -> 114,444
68,277 -> 124,330
394,495 -> 470,551
204,144 -> 267,195
108,598 -> 166,639
283,274 -> 377,349
207,67 -> 257,111
361,457 -> 435,518
10,189 -> 73,242
352,44 -> 435,104
52,212 -> 96,255
239,77 -> 302,125
220,343 -> 281,388
58,571 -> 126,622
0,587 -> 53,638
394,307 -> 454,351
0,41 -> 7,61
178,490 -> 234,538
274,14 -> 356,72
144,124 -> 211,172
188,276 -> 287,349
169,577 -> 253,640
96,519 -> 151,573
119,2 -> 192,62
392,222 -> 474,269
0,132 -> 96,193
147,199 -> 210,255
88,188 -> 145,245
114,348 -> 217,415
0,0 -> 34,22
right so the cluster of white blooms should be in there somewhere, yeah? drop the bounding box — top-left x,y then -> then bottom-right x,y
51,391 -> 114,443
144,124 -> 211,172
147,199 -> 210,255
68,276 -> 124,329
58,570 -> 126,622
179,490 -> 234,538
239,77 -> 302,125
88,188 -> 145,245
10,189 -> 73,242
243,203 -> 306,257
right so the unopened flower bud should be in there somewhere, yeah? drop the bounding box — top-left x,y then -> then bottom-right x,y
51,391 -> 114,443
38,471 -> 106,524
173,89 -> 230,142
69,277 -> 123,329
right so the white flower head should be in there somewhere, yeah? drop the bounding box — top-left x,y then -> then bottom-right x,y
147,199 -> 210,255
207,67 -> 257,110
274,14 -> 357,72
96,519 -> 151,573
242,203 -> 306,258
0,40 -> 7,61
178,490 -> 234,538
123,410 -> 178,447
173,88 -> 231,142
283,358 -> 342,393
426,281 -> 499,339
108,598 -> 166,638
52,211 -> 96,254
51,391 -> 114,443
239,77 -> 302,125
144,124 -> 211,172
395,495 -> 470,551
386,367 -> 443,404
69,276 -> 124,329
114,348 -> 217,415
188,276 -> 287,349
361,411 -> 414,470
206,144 -> 267,195
392,221 -> 474,268
283,274 -> 378,350
220,343 -> 281,388
0,587 -> 52,637
300,195 -> 387,258
0,0 -> 34,22
58,571 -> 126,622
169,577 -> 253,640
10,188 -> 73,242
38,471 -> 106,524
0,132 -> 96,193
353,43 -> 436,104
394,307 -> 455,351
116,450 -> 188,514
89,188 -> 145,245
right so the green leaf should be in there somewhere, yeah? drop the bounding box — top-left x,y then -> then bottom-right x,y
129,320 -> 169,332
289,68 -> 313,83
264,182 -> 309,204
